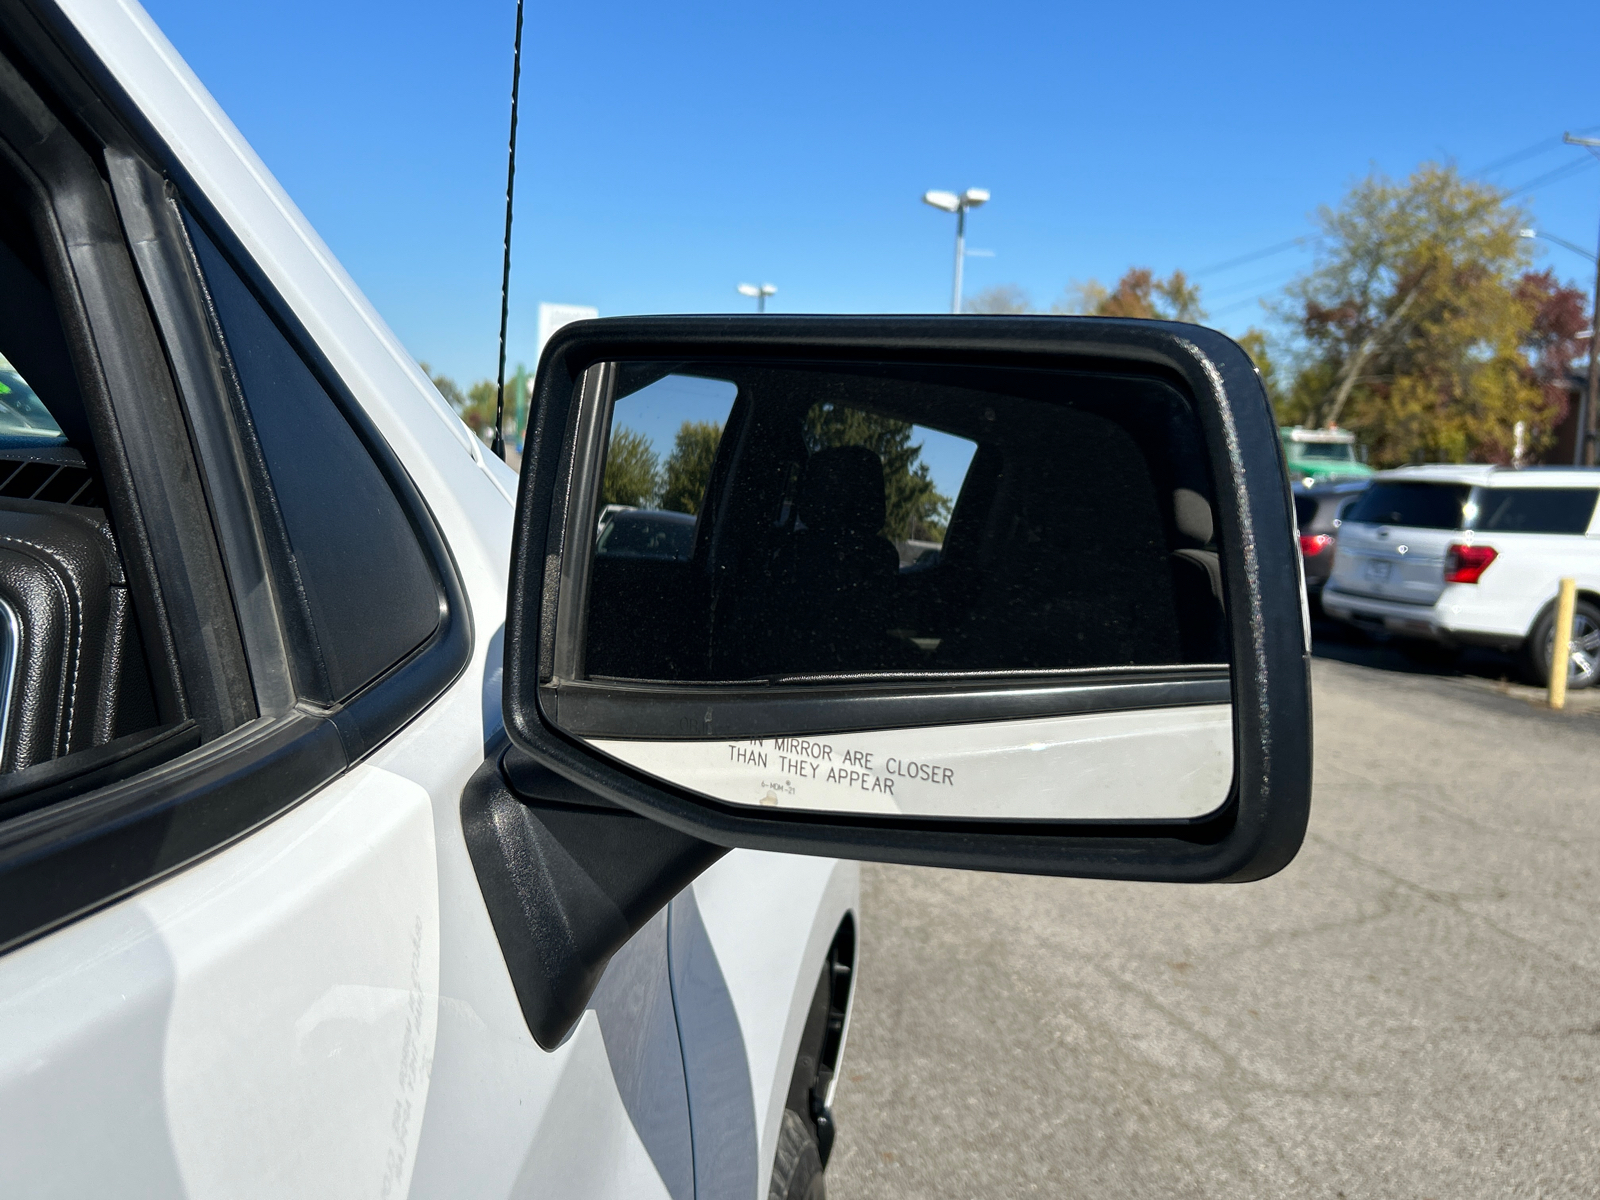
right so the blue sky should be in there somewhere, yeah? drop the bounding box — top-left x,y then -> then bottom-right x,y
143,0 -> 1599,391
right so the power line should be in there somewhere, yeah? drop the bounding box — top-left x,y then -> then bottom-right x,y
1473,136 -> 1566,179
1192,236 -> 1313,278
1507,155 -> 1596,197
1208,292 -> 1282,319
1184,128 -> 1600,290
1202,262 -> 1308,303
1469,124 -> 1600,181
1183,130 -> 1600,325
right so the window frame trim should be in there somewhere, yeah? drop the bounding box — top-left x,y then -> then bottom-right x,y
0,1 -> 472,954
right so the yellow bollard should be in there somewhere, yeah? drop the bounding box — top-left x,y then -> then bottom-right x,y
1549,577 -> 1577,710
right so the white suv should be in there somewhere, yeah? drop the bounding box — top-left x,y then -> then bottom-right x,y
1322,465 -> 1600,688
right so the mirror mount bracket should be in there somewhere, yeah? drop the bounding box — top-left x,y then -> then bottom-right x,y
460,744 -> 726,1050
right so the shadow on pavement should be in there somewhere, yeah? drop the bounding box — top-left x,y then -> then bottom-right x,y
1308,610 -> 1523,683
1307,601 -> 1600,717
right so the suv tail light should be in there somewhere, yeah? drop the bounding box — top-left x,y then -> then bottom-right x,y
1445,543 -> 1497,584
1298,533 -> 1333,557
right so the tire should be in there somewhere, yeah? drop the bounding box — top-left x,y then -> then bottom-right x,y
768,1107 -> 826,1200
1525,598 -> 1600,690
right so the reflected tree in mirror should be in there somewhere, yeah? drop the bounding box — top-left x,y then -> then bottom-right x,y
600,427 -> 660,509
660,420 -> 723,515
803,403 -> 950,541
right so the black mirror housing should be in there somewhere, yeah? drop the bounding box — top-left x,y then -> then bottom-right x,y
503,315 -> 1311,883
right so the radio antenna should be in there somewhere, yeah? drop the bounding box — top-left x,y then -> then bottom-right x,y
492,0 -> 526,462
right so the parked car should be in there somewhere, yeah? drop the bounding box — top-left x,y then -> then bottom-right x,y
597,501 -> 637,533
597,508 -> 697,560
1293,477 -> 1369,598
0,3 -> 1311,1196
1322,465 -> 1600,688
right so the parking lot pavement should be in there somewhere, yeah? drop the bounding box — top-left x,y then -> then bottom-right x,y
827,653 -> 1600,1199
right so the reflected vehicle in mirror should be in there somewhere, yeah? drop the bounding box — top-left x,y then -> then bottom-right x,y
594,508 -> 696,562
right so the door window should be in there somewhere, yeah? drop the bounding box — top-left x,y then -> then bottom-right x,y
184,218 -> 441,703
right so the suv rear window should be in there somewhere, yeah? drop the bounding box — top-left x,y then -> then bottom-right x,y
1344,482 -> 1469,530
1469,488 -> 1598,535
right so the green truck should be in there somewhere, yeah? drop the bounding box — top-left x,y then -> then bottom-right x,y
1280,426 -> 1373,482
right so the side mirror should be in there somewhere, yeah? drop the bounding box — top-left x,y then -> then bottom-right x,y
502,315 -> 1310,883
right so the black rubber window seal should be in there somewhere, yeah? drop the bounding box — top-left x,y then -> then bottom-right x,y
0,8 -> 473,952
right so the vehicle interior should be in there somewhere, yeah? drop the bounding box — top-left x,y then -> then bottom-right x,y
584,361 -> 1229,683
0,153 -> 164,796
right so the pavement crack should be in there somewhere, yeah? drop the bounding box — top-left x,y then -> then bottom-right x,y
1305,830 -> 1600,981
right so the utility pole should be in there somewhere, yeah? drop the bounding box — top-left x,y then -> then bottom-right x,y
1564,134 -> 1600,466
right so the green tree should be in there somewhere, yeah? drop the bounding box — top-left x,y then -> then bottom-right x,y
1052,279 -> 1109,315
601,426 -> 661,508
803,404 -> 951,541
660,421 -> 722,515
964,284 -> 1033,314
509,362 -> 530,446
467,380 -> 499,438
1278,163 -> 1546,466
1154,270 -> 1206,323
425,363 -> 495,444
425,363 -> 528,448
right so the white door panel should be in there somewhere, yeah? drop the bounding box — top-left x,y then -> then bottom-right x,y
407,907 -> 693,1200
0,765 -> 439,1199
507,1013 -> 678,1200
687,852 -> 860,1198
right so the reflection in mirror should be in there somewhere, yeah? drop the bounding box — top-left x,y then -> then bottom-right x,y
550,359 -> 1234,823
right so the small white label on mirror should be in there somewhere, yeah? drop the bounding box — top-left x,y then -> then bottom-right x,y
589,704 -> 1232,821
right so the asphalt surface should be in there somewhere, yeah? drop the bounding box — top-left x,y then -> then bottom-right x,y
827,639 -> 1600,1198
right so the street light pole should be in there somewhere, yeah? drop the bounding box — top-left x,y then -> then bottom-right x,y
923,188 -> 990,313
1563,134 -> 1600,466
951,204 -> 966,315
737,282 -> 777,313
1520,227 -> 1598,264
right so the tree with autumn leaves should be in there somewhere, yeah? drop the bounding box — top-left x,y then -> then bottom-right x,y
965,269 -> 1205,322
1271,163 -> 1589,466
966,163 -> 1589,466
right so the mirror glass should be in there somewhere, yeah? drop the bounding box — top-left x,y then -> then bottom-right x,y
549,359 -> 1233,822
